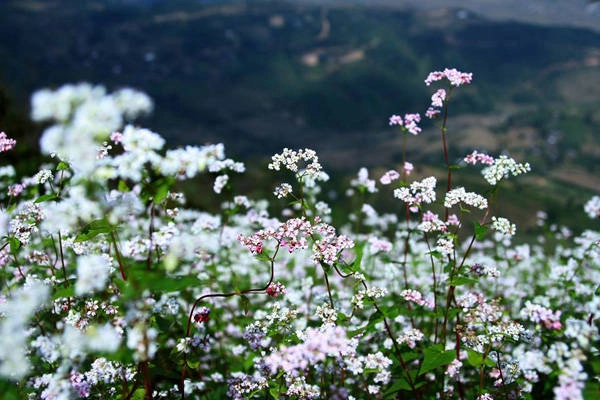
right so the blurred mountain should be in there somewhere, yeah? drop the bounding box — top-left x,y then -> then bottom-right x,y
0,0 -> 598,212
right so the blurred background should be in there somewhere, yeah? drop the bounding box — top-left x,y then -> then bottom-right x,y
0,0 -> 599,229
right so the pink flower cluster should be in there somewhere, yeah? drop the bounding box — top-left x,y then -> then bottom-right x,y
400,289 -> 433,309
110,131 -> 124,144
238,217 -> 312,255
464,150 -> 494,166
237,217 -> 354,265
520,301 -> 562,330
388,113 -> 421,135
425,68 -> 473,87
194,307 -> 211,324
266,282 -> 286,297
0,132 -> 16,153
424,68 -> 472,119
263,326 -> 356,376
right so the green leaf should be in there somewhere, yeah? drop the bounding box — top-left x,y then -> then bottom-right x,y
9,237 -> 21,255
419,345 -> 456,375
474,221 -> 488,241
56,161 -> 70,171
154,183 -> 170,204
131,388 -> 146,400
240,295 -> 250,316
384,377 -> 413,395
466,349 -> 484,367
118,180 -> 129,192
34,193 -> 59,203
75,218 -> 114,241
451,276 -> 478,286
52,285 -> 75,300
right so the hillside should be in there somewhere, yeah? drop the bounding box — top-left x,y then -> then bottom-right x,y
0,0 -> 598,228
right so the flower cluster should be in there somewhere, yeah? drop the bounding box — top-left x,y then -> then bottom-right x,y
268,148 -> 322,179
393,176 -> 437,209
0,71 -> 597,400
481,155 -> 531,185
388,113 -> 422,135
0,132 -> 16,153
425,68 -> 473,87
444,187 -> 488,209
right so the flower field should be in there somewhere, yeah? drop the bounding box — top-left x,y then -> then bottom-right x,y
0,69 -> 598,399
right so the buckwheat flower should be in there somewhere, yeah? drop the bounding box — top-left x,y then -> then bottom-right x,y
436,237 -> 454,255
274,183 -> 293,199
75,254 -> 112,296
481,155 -> 531,185
208,158 -> 246,173
369,237 -> 393,253
520,301 -> 562,330
431,89 -> 446,107
380,169 -> 400,185
397,328 -> 424,348
491,216 -> 516,237
584,196 -> 600,219
0,132 -> 16,152
113,87 -> 153,120
268,148 -> 322,179
266,282 -> 287,297
464,150 -> 494,166
444,187 -> 488,209
400,289 -> 431,307
425,106 -> 440,119
120,124 -> 165,152
477,394 -> 493,400
127,324 -> 158,361
445,359 -> 462,378
425,70 -> 446,86
83,323 -> 122,354
447,214 -> 461,227
0,279 -> 49,379
194,307 -> 211,324
404,113 -> 422,135
403,161 -> 414,175
315,302 -> 338,325
389,114 -> 403,126
32,169 -> 53,184
110,131 -> 123,144
8,183 -> 25,197
315,201 -> 331,216
444,68 -> 473,86
394,176 -> 437,206
418,211 -> 446,233
350,167 -> 378,193
213,174 -> 229,194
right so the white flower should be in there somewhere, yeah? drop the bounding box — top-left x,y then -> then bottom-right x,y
584,196 -> 600,219
481,155 -> 530,185
491,216 -> 516,237
75,254 -> 112,296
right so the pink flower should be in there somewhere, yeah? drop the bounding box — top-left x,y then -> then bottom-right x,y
447,214 -> 461,226
403,113 -> 421,135
425,107 -> 441,119
266,282 -> 287,297
425,68 -> 473,87
425,71 -> 446,86
0,132 -> 16,153
194,307 -> 211,324
379,170 -> 400,185
8,183 -> 25,197
388,115 -> 403,126
431,89 -> 446,107
464,150 -> 494,165
403,162 -> 414,175
110,131 -> 124,144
